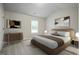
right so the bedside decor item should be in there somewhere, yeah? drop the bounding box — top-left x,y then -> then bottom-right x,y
76,32 -> 79,39
44,30 -> 47,34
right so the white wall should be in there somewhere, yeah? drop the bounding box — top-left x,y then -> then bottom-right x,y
4,11 -> 45,40
46,7 -> 78,33
0,4 -> 4,50
78,4 -> 79,32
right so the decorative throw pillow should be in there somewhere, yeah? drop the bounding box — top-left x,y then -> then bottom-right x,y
57,32 -> 70,37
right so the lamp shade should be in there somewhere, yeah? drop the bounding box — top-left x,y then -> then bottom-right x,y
44,30 -> 47,34
76,32 -> 79,37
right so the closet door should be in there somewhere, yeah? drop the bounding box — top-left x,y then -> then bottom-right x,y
0,4 -> 4,50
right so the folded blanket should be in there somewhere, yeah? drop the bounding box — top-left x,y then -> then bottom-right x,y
39,35 -> 64,47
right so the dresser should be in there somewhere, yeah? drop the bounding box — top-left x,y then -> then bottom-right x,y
4,33 -> 23,45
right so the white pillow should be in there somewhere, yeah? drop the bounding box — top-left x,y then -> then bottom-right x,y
57,32 -> 70,37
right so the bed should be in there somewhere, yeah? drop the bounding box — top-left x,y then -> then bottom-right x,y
31,28 -> 75,55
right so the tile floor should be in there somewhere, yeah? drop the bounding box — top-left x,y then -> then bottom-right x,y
0,40 -> 79,55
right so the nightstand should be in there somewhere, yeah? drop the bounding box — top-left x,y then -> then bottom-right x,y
71,38 -> 79,48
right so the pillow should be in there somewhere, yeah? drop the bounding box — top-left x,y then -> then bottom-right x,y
57,32 -> 70,37
51,31 -> 61,36
51,33 -> 60,36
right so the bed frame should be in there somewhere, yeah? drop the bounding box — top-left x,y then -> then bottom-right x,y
31,39 -> 71,55
31,28 -> 75,55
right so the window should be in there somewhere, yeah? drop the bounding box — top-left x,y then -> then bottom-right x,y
31,20 -> 38,33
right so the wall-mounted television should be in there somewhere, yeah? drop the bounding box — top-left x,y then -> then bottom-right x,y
6,20 -> 21,28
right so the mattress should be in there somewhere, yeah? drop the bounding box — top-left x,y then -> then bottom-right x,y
32,34 -> 71,49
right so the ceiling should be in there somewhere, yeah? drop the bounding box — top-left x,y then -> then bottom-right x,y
4,3 -> 78,18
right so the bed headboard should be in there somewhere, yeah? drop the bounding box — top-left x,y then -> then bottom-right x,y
52,28 -> 75,40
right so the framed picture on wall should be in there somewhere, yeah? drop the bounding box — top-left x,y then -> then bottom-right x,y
6,19 -> 21,29
55,16 -> 70,27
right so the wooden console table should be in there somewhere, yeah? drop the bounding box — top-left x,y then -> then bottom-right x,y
4,33 -> 23,45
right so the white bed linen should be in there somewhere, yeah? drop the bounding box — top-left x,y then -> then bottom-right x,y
32,34 -> 71,49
